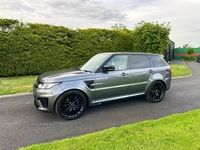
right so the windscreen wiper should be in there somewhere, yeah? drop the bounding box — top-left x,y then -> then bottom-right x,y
82,70 -> 93,73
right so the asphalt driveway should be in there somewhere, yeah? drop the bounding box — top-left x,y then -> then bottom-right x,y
0,62 -> 200,150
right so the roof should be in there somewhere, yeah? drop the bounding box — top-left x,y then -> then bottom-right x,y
99,52 -> 162,56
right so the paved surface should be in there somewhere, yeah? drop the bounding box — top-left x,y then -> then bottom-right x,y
169,59 -> 185,64
0,62 -> 200,150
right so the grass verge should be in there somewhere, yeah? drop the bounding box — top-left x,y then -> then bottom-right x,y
170,64 -> 191,77
19,108 -> 200,150
0,76 -> 37,95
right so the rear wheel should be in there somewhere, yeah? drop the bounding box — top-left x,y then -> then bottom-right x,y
145,81 -> 166,103
55,90 -> 87,120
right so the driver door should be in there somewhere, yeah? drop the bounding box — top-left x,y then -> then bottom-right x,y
94,54 -> 131,103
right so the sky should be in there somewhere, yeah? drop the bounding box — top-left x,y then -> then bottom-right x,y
0,0 -> 200,48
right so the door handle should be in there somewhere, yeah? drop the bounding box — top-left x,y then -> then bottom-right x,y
149,69 -> 154,73
121,72 -> 128,76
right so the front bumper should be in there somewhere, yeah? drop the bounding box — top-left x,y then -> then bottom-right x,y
33,84 -> 64,112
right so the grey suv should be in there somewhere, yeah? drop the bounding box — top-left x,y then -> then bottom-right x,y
33,52 -> 171,120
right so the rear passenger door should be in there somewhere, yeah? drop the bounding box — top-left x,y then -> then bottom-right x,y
129,55 -> 152,95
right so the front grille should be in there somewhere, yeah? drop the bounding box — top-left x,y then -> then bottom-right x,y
38,98 -> 48,108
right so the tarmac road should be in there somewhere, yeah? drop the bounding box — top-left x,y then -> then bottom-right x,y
0,62 -> 200,150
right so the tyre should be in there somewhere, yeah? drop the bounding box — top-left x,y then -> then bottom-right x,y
55,90 -> 87,120
145,81 -> 166,103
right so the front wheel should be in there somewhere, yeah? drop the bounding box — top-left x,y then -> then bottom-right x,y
55,90 -> 87,120
145,81 -> 166,103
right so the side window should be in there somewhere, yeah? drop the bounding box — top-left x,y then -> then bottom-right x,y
130,55 -> 150,69
106,55 -> 128,71
149,55 -> 166,67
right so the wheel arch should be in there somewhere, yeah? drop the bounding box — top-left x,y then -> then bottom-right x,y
54,89 -> 90,110
145,80 -> 167,95
145,80 -> 166,103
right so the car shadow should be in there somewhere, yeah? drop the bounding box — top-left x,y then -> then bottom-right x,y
83,96 -> 148,116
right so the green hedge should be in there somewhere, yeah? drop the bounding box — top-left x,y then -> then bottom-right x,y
182,56 -> 196,61
0,22 -> 134,77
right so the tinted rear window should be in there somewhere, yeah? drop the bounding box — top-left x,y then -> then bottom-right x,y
130,55 -> 151,69
149,55 -> 167,67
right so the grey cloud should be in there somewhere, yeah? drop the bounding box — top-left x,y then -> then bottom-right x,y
1,0 -> 38,14
0,0 -> 22,10
44,0 -> 89,9
0,0 -> 127,23
43,0 -> 127,22
20,2 -> 36,13
80,7 -> 127,22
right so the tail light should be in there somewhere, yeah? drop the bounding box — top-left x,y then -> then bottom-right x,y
167,69 -> 171,73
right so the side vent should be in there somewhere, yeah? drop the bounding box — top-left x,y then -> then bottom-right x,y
84,80 -> 94,89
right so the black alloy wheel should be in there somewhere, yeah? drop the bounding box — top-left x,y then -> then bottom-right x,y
145,81 -> 166,103
55,90 -> 87,120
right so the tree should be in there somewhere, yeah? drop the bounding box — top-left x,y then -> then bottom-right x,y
133,21 -> 171,54
182,48 -> 195,61
187,48 -> 194,56
182,44 -> 191,48
111,23 -> 127,30
0,18 -> 19,32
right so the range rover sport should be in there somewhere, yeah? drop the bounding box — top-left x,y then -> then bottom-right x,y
33,52 -> 171,120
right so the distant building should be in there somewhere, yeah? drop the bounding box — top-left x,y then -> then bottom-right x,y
164,40 -> 175,62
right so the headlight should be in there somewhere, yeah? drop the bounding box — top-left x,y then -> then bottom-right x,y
37,82 -> 61,89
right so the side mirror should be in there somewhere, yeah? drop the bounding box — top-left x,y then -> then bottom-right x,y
103,65 -> 115,72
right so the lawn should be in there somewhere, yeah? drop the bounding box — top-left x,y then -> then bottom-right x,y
0,76 -> 37,95
170,64 -> 191,77
19,108 -> 200,150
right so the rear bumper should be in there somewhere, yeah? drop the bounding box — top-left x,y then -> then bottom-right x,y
165,77 -> 171,91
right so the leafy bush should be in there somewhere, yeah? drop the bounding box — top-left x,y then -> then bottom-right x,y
0,23 -> 74,76
0,19 -> 171,77
186,48 -> 194,55
133,21 -> 171,54
0,20 -> 134,77
182,56 -> 196,61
